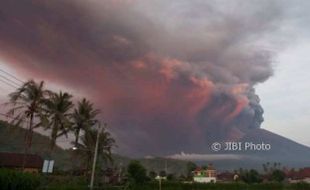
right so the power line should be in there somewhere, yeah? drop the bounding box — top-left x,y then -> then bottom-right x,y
0,112 -> 76,147
0,74 -> 22,87
0,77 -> 19,89
0,68 -> 24,90
0,68 -> 24,83
0,140 -> 74,146
0,112 -> 82,140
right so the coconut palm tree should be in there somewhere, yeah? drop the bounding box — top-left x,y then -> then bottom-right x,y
44,91 -> 74,151
73,125 -> 115,172
6,80 -> 50,149
72,98 -> 100,146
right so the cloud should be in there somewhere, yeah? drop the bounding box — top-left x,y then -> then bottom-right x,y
0,0 -> 287,156
167,152 -> 244,161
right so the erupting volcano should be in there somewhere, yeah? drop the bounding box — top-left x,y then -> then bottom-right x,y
0,0 -> 310,165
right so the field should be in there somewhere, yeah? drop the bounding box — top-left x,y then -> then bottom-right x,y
39,182 -> 310,190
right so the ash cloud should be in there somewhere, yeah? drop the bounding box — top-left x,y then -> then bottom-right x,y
0,0 -> 283,156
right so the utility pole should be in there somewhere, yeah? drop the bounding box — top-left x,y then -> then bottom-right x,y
90,122 -> 102,190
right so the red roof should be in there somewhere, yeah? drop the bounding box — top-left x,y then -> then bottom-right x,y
287,167 -> 310,179
299,168 -> 310,178
0,152 -> 43,169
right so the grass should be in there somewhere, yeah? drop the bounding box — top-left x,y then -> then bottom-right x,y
38,181 -> 310,190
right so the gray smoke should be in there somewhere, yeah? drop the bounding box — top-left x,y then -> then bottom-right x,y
0,0 -> 285,156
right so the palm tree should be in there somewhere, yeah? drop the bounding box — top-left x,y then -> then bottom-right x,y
73,125 -> 115,173
6,80 -> 50,149
44,91 -> 74,151
72,98 -> 100,146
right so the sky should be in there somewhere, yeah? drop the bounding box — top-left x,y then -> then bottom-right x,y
0,0 -> 309,156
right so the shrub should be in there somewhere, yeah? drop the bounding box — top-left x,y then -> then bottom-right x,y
240,169 -> 262,184
270,169 -> 286,182
127,160 -> 148,184
0,169 -> 40,190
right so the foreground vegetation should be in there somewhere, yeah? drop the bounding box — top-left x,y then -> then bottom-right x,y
4,79 -> 115,173
1,163 -> 310,190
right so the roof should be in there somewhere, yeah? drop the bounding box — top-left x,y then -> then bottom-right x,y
194,164 -> 216,172
0,152 -> 43,169
299,168 -> 310,178
286,168 -> 310,180
217,172 -> 234,180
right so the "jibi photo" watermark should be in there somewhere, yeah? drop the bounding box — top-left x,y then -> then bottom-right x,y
211,142 -> 271,152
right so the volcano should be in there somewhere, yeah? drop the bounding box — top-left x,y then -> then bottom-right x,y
192,128 -> 310,170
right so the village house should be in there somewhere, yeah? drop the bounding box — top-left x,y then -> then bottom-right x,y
0,152 -> 43,173
192,164 -> 217,183
217,171 -> 236,182
286,167 -> 310,183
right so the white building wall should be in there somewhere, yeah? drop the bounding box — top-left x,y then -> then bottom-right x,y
193,177 -> 216,183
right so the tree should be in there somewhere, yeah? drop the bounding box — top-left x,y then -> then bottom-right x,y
186,161 -> 197,179
44,91 -> 74,151
271,169 -> 285,182
167,173 -> 176,181
159,170 -> 166,177
127,160 -> 147,184
6,80 -> 50,149
74,126 -> 115,172
72,98 -> 100,146
149,171 -> 157,179
240,169 -> 262,184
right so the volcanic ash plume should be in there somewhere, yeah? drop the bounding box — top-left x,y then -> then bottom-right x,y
0,0 -> 281,156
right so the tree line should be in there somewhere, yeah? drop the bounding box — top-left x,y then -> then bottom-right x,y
4,79 -> 115,169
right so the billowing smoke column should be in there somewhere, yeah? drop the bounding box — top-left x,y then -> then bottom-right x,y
0,0 -> 281,156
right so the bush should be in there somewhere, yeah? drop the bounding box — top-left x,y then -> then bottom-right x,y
240,169 -> 262,184
127,160 -> 148,184
0,169 -> 40,190
270,169 -> 285,182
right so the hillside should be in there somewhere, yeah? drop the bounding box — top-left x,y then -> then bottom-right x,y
0,120 -> 75,170
1,120 -> 309,174
0,121 -> 190,175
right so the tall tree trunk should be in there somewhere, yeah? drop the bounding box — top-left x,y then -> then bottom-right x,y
75,128 -> 80,146
22,113 -> 34,171
49,120 -> 59,159
27,114 -> 34,149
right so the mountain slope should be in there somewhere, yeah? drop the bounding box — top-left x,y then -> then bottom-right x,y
0,120 -> 190,175
1,120 -> 309,173
194,128 -> 310,171
0,120 -> 75,170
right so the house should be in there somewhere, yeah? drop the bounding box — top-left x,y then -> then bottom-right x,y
192,164 -> 217,183
0,152 -> 43,173
287,167 -> 310,183
217,171 -> 235,182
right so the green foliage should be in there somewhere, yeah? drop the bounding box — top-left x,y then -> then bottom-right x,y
72,98 -> 100,146
127,160 -> 148,184
2,79 -> 116,173
159,170 -> 166,177
6,80 -> 50,149
44,91 -> 74,151
240,169 -> 262,184
113,182 -> 310,190
271,169 -> 286,182
148,170 -> 157,179
0,169 -> 40,190
73,127 -> 115,172
167,173 -> 176,181
186,161 -> 197,178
